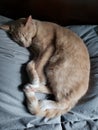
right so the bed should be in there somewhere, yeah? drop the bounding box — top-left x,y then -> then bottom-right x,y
0,2 -> 98,130
0,15 -> 98,130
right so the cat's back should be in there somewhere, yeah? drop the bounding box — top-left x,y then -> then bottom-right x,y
36,20 -> 90,68
55,24 -> 89,63
40,21 -> 89,56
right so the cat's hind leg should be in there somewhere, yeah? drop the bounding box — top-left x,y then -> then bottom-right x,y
39,99 -> 76,118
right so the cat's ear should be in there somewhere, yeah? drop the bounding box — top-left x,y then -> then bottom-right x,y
0,24 -> 10,31
25,15 -> 32,27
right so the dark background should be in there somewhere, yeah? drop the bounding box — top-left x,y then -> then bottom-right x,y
0,0 -> 98,25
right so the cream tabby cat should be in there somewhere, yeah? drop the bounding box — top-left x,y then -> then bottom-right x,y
0,16 -> 90,118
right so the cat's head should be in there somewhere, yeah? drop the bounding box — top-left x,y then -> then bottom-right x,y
0,15 -> 37,47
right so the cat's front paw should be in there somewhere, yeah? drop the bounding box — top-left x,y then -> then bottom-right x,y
23,84 -> 36,93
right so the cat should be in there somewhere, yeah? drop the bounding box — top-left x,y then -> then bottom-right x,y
0,15 -> 90,118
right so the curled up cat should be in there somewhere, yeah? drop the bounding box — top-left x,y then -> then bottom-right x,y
0,16 -> 90,118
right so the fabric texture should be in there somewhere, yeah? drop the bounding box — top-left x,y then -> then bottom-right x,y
0,15 -> 98,130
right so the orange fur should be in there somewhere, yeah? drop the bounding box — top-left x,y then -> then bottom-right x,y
0,16 -> 90,118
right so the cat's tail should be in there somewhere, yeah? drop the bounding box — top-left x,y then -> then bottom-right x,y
39,108 -> 70,119
31,98 -> 76,119
47,109 -> 68,118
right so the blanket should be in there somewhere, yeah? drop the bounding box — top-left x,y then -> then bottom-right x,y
0,15 -> 98,130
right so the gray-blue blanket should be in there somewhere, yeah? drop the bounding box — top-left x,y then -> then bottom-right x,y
0,15 -> 98,130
